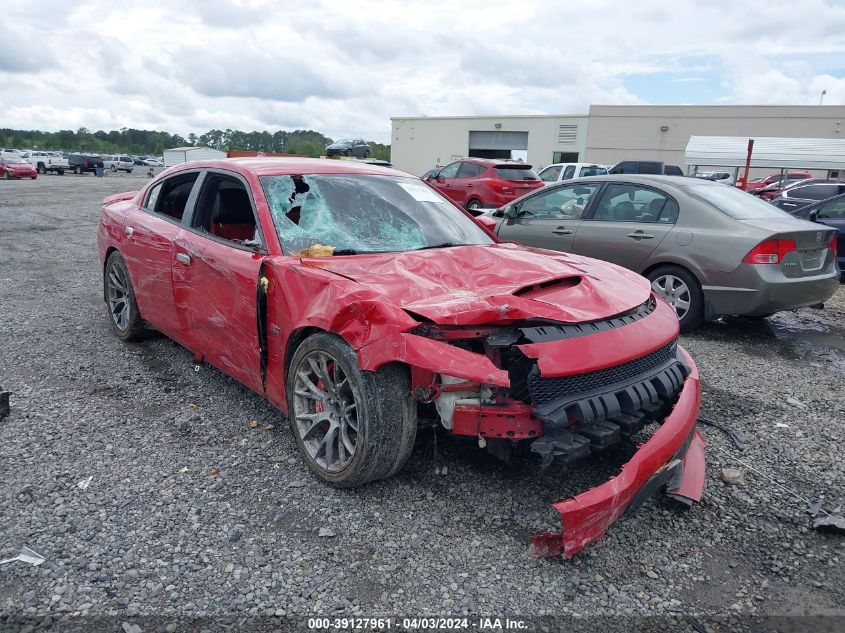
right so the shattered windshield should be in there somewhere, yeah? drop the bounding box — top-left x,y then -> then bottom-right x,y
260,174 -> 494,256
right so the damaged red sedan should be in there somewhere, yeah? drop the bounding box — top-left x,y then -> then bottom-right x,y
97,158 -> 706,556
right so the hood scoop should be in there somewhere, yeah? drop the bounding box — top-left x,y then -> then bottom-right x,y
513,276 -> 581,298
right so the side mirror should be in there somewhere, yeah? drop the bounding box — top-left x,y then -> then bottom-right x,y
504,205 -> 519,219
809,210 -> 819,222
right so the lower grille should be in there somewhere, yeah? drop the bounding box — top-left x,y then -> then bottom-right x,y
528,340 -> 678,406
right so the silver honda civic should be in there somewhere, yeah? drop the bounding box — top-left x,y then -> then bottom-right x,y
481,175 -> 840,331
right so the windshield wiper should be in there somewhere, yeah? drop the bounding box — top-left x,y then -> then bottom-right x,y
413,242 -> 461,251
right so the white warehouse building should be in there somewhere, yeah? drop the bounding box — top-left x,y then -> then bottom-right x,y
390,105 -> 845,178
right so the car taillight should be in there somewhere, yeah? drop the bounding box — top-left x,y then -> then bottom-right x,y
742,238 -> 797,264
829,234 -> 838,251
83,160 -> 89,168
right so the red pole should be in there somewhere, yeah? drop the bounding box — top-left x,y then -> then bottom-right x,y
740,139 -> 754,191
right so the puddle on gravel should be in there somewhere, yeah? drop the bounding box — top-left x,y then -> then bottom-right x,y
695,309 -> 845,373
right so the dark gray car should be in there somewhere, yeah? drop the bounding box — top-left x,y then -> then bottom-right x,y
483,175 -> 840,331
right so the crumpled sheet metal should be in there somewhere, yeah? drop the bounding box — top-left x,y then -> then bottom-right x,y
300,244 -> 651,326
530,347 -> 703,558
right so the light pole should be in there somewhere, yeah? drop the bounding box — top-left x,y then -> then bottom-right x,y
820,90 -> 827,105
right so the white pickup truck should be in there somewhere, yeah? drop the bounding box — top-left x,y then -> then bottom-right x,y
20,150 -> 69,175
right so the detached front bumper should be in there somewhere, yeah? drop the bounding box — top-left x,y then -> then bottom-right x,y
529,347 -> 704,557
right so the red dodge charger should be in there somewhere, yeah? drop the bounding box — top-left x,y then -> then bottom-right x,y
97,157 -> 705,557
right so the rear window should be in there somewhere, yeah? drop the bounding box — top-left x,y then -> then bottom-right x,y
579,166 -> 607,177
494,166 -> 539,180
688,184 -> 790,219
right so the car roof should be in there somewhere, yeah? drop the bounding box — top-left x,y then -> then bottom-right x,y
559,174 -> 712,188
166,157 -> 412,178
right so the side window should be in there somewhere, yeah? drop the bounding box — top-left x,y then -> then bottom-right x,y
539,165 -> 562,182
145,182 -> 163,210
818,197 -> 845,219
562,165 -> 576,180
797,185 -> 838,200
591,183 -> 676,223
457,162 -> 483,177
192,174 -> 261,246
150,173 -> 200,221
519,184 -> 599,219
610,161 -> 634,174
638,162 -> 661,175
438,162 -> 460,179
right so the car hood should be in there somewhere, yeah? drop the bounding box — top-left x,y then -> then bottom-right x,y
298,243 -> 650,325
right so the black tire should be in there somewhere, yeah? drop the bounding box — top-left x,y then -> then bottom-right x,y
647,265 -> 704,333
37,164 -> 46,174
111,164 -> 117,172
74,166 -> 82,175
363,149 -> 371,158
466,199 -> 483,212
57,169 -> 64,176
103,251 -> 145,341
286,332 -> 416,487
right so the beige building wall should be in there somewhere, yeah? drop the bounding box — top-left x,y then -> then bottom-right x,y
585,105 -> 845,176
390,115 -> 588,176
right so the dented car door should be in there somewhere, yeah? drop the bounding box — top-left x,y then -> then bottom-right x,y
172,171 -> 267,394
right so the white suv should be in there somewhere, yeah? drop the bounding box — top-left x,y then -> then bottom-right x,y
537,162 -> 608,183
102,155 -> 134,173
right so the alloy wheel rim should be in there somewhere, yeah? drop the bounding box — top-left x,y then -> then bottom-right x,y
651,274 -> 691,320
292,351 -> 359,473
106,263 -> 131,330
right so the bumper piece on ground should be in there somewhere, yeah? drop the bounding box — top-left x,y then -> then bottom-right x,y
529,362 -> 703,558
0,386 -> 9,420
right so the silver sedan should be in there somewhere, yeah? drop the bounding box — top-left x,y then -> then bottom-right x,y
482,175 -> 840,331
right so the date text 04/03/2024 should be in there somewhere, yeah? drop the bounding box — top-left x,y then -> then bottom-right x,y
307,617 -> 528,630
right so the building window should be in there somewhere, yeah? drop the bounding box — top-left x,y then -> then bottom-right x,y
552,151 -> 579,163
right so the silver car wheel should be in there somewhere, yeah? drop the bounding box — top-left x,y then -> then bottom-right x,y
651,274 -> 691,320
106,263 -> 131,330
292,350 -> 359,473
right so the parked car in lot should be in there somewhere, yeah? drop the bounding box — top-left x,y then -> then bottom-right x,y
609,161 -> 684,176
694,171 -> 734,185
538,163 -> 608,183
424,158 -> 544,212
67,153 -> 104,174
769,180 -> 845,213
97,158 -> 706,557
743,171 -> 813,192
481,175 -> 839,331
142,157 -> 164,167
20,150 -> 69,175
0,148 -> 23,158
102,154 -> 135,173
785,192 -> 845,273
752,177 -> 817,200
325,138 -> 371,158
1,155 -> 37,179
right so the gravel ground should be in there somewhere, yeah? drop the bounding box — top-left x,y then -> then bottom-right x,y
0,172 -> 843,632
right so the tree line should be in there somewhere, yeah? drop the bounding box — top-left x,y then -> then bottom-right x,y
0,127 -> 390,160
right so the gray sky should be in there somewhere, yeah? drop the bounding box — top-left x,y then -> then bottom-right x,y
2,0 -> 844,143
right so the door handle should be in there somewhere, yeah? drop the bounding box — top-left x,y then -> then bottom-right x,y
627,231 -> 655,239
125,226 -> 134,237
466,183 -> 473,187
552,227 -> 573,235
175,252 -> 191,265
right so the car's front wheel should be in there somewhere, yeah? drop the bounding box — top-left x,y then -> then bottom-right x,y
37,164 -> 46,174
647,265 -> 704,333
466,199 -> 483,212
286,332 -> 416,487
104,251 -> 145,341
74,166 -> 82,174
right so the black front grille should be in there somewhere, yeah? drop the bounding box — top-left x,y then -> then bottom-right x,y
528,340 -> 678,406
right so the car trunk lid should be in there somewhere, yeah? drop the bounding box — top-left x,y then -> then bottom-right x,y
741,217 -> 838,277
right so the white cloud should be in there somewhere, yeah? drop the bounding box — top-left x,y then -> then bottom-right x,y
0,0 -> 843,143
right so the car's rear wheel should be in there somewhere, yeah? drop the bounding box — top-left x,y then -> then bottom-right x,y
466,199 -> 483,212
286,332 -> 416,487
37,164 -> 46,174
111,165 -> 117,172
104,251 -> 144,341
647,265 -> 703,333
57,169 -> 64,175
74,166 -> 82,174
